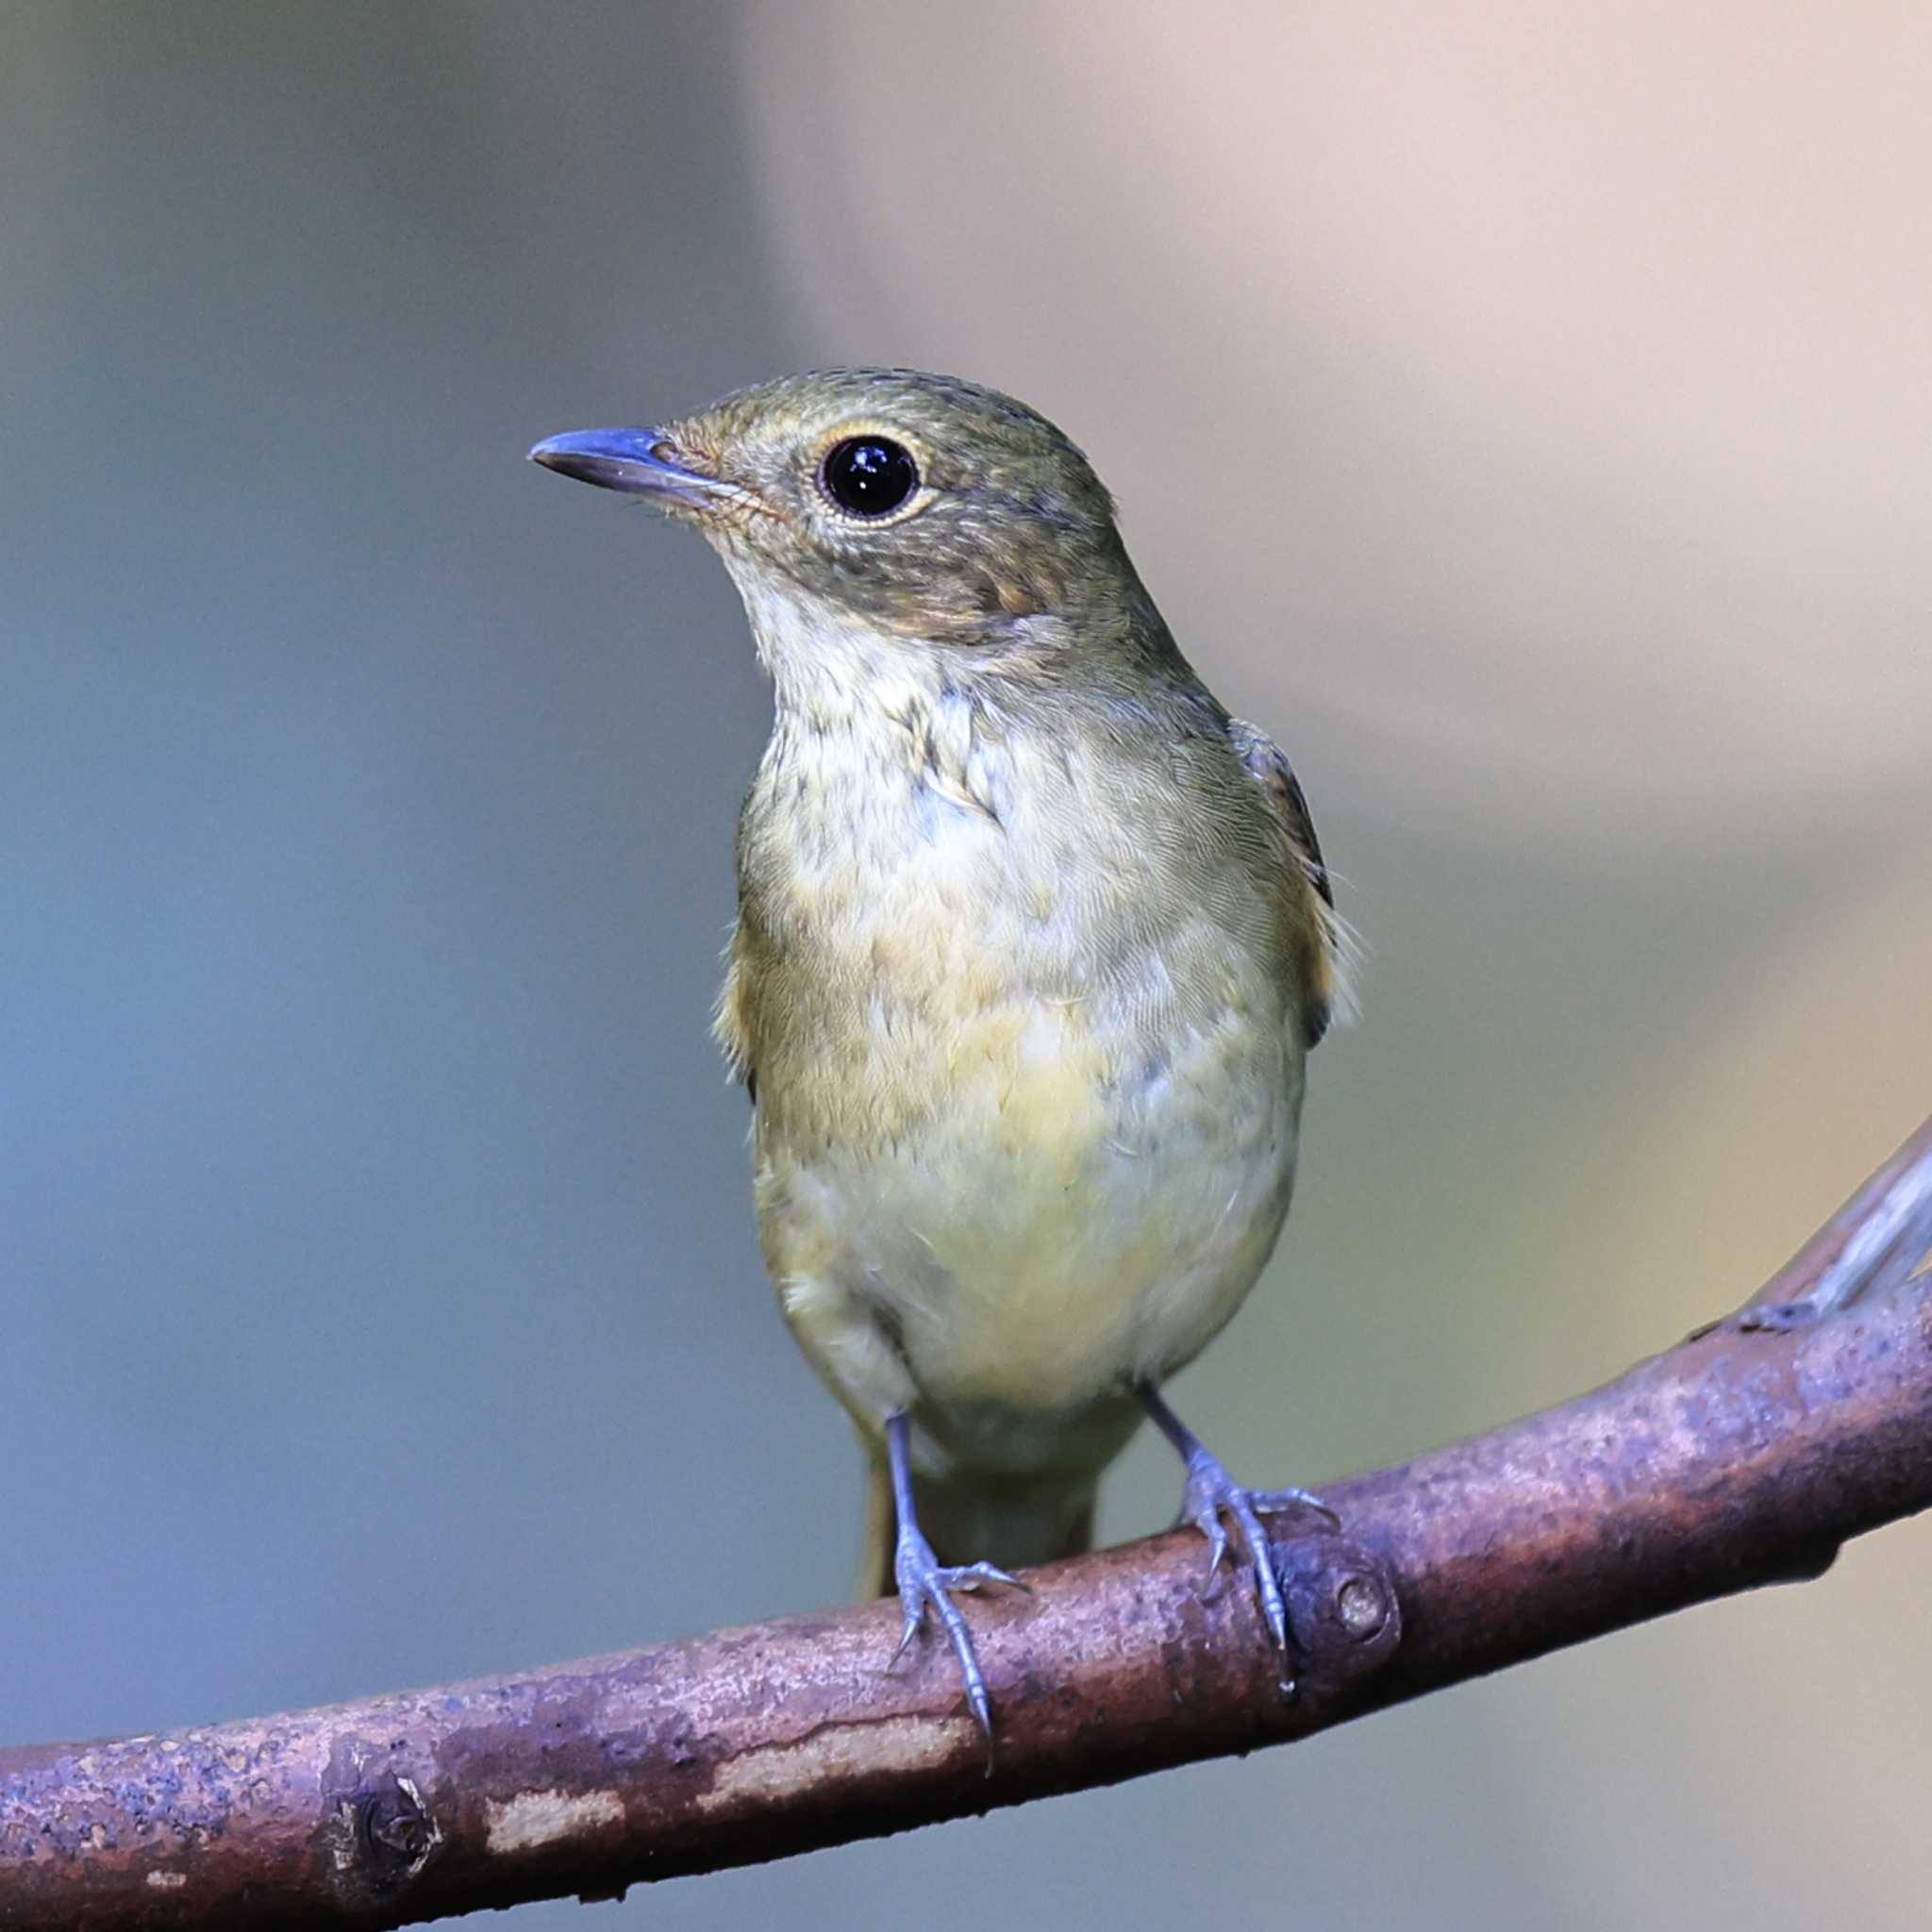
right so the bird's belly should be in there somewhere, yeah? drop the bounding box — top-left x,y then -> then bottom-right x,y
759,999 -> 1301,1475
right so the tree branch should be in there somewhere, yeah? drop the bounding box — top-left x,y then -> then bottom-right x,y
5,1116 -> 1930,1930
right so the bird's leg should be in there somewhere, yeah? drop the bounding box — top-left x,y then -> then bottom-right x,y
1137,1381 -> 1339,1682
883,1409 -> 1025,1748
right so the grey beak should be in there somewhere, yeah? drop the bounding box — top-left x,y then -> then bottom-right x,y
527,427 -> 727,508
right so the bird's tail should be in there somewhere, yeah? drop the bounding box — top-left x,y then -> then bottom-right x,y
857,1458 -> 1098,1600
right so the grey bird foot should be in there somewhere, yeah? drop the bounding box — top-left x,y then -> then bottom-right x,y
889,1524 -> 1024,1746
1178,1446 -> 1340,1684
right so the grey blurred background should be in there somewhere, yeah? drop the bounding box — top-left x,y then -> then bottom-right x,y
4,3 -> 1929,1925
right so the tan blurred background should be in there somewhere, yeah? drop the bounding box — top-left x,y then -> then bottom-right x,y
3,4 -> 1928,1926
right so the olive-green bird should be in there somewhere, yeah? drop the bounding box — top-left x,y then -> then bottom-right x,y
531,370 -> 1349,1738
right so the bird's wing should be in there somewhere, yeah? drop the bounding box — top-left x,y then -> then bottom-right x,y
1229,717 -> 1352,1050
714,938 -> 758,1106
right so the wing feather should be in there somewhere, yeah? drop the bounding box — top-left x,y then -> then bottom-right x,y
1229,717 -> 1351,1049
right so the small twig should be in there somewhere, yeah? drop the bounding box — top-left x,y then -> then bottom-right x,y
4,1116 -> 1929,1930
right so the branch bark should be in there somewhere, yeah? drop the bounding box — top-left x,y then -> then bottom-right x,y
5,1116 -> 1930,1930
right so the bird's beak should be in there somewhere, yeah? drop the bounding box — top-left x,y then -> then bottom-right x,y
527,427 -> 732,510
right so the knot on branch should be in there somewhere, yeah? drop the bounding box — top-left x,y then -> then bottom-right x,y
1276,1534 -> 1403,1690
318,1740 -> 441,1907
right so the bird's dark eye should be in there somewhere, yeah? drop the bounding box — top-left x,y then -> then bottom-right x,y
820,437 -> 919,517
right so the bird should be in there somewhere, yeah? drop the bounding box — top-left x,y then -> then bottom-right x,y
530,370 -> 1349,1741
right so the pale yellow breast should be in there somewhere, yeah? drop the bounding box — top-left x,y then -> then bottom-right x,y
757,977 -> 1299,1439
724,648 -> 1310,1469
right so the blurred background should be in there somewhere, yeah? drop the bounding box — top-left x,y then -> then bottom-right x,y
4,3 -> 1929,1925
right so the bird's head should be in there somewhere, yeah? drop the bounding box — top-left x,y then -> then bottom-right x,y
530,369 -> 1143,657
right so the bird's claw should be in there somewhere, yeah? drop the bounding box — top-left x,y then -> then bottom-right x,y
1247,1486 -> 1342,1531
1179,1447 -> 1338,1686
889,1531 -> 1025,1747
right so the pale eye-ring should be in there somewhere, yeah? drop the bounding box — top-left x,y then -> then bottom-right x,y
819,436 -> 919,517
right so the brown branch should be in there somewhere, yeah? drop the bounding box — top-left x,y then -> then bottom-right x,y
5,1117 -> 1931,1931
